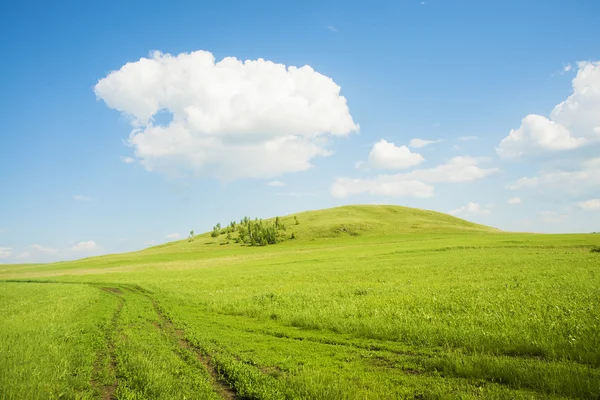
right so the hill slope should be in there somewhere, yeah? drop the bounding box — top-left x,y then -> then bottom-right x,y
167,204 -> 498,247
1,205 -> 498,273
271,204 -> 497,239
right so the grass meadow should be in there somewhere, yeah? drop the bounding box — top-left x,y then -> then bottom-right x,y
1,205 -> 599,399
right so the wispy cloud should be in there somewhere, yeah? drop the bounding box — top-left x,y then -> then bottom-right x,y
267,180 -> 286,187
121,156 -> 135,164
73,195 -> 92,201
409,138 -> 441,148
276,192 -> 318,197
0,247 -> 12,259
449,202 -> 492,217
458,136 -> 478,141
578,198 -> 600,210
71,240 -> 97,252
29,244 -> 58,253
539,211 -> 567,223
166,233 -> 180,239
326,26 -> 339,33
508,197 -> 522,205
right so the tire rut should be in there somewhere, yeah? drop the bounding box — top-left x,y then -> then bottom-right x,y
121,286 -> 239,400
92,287 -> 124,400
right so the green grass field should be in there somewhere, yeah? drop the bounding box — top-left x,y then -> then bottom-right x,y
1,205 -> 599,399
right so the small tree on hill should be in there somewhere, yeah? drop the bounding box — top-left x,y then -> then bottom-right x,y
294,216 -> 299,225
188,230 -> 195,242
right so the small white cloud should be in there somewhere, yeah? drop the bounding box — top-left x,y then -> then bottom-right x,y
73,195 -> 92,201
362,139 -> 424,170
331,177 -> 434,199
507,157 -> 600,195
539,210 -> 567,223
71,241 -> 97,252
420,1 -> 426,4
508,197 -> 522,205
458,136 -> 478,141
166,233 -> 180,239
29,244 -> 58,253
0,247 -> 12,259
404,156 -> 498,183
449,202 -> 492,217
145,240 -> 156,246
409,138 -> 441,148
578,198 -> 600,210
497,114 -> 586,158
563,64 -> 572,72
121,156 -> 135,164
332,156 -> 498,200
15,252 -> 31,260
267,180 -> 286,187
327,26 -> 339,33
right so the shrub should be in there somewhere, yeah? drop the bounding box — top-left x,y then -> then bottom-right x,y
591,245 -> 600,253
291,232 -> 296,240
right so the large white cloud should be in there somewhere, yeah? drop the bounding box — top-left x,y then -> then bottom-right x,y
359,139 -> 424,170
95,50 -> 359,179
497,61 -> 600,158
331,156 -> 497,198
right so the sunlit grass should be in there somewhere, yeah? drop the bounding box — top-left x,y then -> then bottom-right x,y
1,205 -> 599,399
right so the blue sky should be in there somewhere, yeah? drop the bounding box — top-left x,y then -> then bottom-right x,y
1,0 -> 599,263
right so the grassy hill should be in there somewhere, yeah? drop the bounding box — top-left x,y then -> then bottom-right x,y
155,204 -> 498,249
1,205 -> 599,399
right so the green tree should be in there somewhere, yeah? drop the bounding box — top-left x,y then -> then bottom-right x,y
188,230 -> 195,242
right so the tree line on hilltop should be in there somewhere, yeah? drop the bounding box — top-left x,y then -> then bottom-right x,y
188,216 -> 299,246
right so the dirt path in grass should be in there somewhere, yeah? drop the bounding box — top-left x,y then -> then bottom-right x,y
91,287 -> 124,400
2,279 -> 239,400
121,284 -> 239,400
